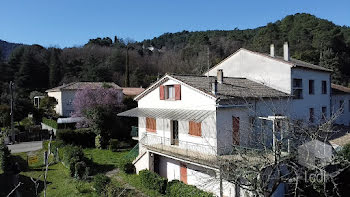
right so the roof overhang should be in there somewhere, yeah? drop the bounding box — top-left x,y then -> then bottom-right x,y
57,117 -> 84,124
117,107 -> 215,122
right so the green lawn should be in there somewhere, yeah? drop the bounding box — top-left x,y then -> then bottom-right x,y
1,143 -> 164,197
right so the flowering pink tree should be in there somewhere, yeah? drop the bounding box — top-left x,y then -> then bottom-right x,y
73,86 -> 124,117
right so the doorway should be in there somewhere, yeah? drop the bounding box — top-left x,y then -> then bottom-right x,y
171,120 -> 179,145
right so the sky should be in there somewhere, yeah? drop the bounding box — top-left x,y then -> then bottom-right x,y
1,0 -> 349,48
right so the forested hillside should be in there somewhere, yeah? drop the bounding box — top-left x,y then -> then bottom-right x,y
0,13 -> 350,121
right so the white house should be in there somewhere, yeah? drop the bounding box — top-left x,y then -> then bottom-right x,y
46,82 -> 123,117
119,72 -> 291,196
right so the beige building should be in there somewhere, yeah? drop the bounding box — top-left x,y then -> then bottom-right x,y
46,82 -> 123,117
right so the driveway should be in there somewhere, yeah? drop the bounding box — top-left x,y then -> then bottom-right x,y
7,141 -> 43,153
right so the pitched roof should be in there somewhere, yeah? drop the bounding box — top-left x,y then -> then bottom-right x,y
207,48 -> 332,74
46,82 -> 121,92
122,87 -> 145,96
331,83 -> 350,95
171,74 -> 290,99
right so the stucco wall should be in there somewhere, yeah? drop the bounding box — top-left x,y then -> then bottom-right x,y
205,49 -> 292,94
331,94 -> 350,126
291,68 -> 331,123
138,78 -> 218,155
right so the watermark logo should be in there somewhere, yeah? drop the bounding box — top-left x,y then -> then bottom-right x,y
297,140 -> 333,183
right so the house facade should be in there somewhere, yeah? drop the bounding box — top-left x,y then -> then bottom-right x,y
119,73 -> 290,196
46,82 -> 123,117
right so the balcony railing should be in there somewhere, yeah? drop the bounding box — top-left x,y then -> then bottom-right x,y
139,133 -> 217,166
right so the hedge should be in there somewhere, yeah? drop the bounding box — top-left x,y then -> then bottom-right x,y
57,129 -> 96,148
166,180 -> 214,197
139,169 -> 167,194
42,118 -> 58,129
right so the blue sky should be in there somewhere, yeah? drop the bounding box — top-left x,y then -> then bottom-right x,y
1,0 -> 349,48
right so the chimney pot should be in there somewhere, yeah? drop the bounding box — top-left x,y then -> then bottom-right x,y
270,44 -> 275,57
217,69 -> 223,84
283,42 -> 290,61
212,80 -> 218,95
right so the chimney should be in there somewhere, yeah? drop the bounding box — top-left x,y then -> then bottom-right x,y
217,69 -> 223,84
270,44 -> 275,57
212,80 -> 218,95
283,42 -> 290,61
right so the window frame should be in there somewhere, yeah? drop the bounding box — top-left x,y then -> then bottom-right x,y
292,78 -> 303,99
165,85 -> 175,100
322,81 -> 327,94
309,80 -> 314,95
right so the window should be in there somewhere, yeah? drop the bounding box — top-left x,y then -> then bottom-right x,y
189,121 -> 201,136
309,108 -> 314,123
340,100 -> 344,114
309,80 -> 314,95
349,100 -> 350,112
146,117 -> 156,132
159,85 -> 181,100
166,85 -> 175,100
293,78 -> 303,99
322,81 -> 327,94
322,106 -> 327,120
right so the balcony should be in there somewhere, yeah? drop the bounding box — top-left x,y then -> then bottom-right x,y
130,126 -> 138,140
139,133 -> 218,167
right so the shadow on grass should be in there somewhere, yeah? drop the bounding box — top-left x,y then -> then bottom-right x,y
90,163 -> 116,175
0,173 -> 47,197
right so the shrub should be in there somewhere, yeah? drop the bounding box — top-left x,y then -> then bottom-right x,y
57,129 -> 95,148
108,139 -> 119,152
166,180 -> 214,197
120,159 -> 135,174
0,142 -> 12,173
42,118 -> 58,129
139,170 -> 167,194
60,145 -> 85,177
74,161 -> 90,180
341,143 -> 350,161
93,174 -> 111,195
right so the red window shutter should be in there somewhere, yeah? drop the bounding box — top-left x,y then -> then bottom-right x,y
146,117 -> 156,132
189,121 -> 201,136
175,84 -> 181,100
159,85 -> 165,100
180,163 -> 187,184
232,117 -> 240,145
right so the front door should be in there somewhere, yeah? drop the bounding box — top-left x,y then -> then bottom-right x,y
171,120 -> 179,145
180,162 -> 187,184
232,116 -> 240,145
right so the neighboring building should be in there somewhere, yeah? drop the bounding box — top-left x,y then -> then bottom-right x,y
122,87 -> 145,98
205,43 -> 332,124
46,82 -> 122,117
331,84 -> 350,126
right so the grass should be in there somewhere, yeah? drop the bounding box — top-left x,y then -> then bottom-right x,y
1,141 -> 164,197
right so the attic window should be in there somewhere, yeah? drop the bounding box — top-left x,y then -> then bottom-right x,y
166,85 -> 175,100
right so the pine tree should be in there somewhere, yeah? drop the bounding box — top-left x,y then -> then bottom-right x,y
48,49 -> 62,87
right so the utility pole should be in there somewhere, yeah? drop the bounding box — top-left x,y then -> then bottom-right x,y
125,45 -> 130,87
9,81 -> 14,143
